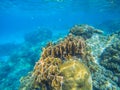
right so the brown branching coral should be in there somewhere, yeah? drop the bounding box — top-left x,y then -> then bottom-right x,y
41,35 -> 86,60
32,56 -> 63,90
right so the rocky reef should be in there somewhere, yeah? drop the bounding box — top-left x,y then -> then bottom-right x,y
100,41 -> 120,75
100,31 -> 120,87
70,24 -> 103,39
19,24 -> 120,90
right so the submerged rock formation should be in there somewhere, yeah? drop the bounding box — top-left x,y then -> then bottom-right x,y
70,24 -> 103,39
19,24 -> 120,90
19,25 -> 93,90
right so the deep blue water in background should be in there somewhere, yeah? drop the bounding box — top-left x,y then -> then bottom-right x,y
0,0 -> 120,44
0,0 -> 120,90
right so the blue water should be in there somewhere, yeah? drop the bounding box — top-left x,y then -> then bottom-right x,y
0,0 -> 120,90
0,0 -> 120,44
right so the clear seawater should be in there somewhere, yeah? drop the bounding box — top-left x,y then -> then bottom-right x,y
0,0 -> 120,90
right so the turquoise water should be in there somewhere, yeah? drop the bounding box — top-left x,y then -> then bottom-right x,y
0,0 -> 120,90
0,0 -> 120,43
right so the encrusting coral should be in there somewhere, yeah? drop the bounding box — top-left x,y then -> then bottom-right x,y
60,59 -> 92,90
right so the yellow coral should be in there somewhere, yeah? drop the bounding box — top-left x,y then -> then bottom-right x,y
60,60 -> 92,90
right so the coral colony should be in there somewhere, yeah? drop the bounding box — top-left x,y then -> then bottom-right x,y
19,24 -> 120,90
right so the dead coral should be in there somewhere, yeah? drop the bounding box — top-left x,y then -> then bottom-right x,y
41,35 -> 86,60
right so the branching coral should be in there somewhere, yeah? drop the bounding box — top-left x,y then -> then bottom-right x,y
41,35 -> 86,60
32,56 -> 63,90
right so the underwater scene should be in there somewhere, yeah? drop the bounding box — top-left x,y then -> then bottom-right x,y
0,0 -> 120,90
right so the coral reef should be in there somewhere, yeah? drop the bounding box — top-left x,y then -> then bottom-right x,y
41,34 -> 86,59
86,31 -> 120,89
32,56 -> 63,90
20,58 -> 92,90
19,24 -> 120,90
19,25 -> 93,90
60,60 -> 92,90
92,66 -> 119,90
70,24 -> 103,39
100,41 -> 120,75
